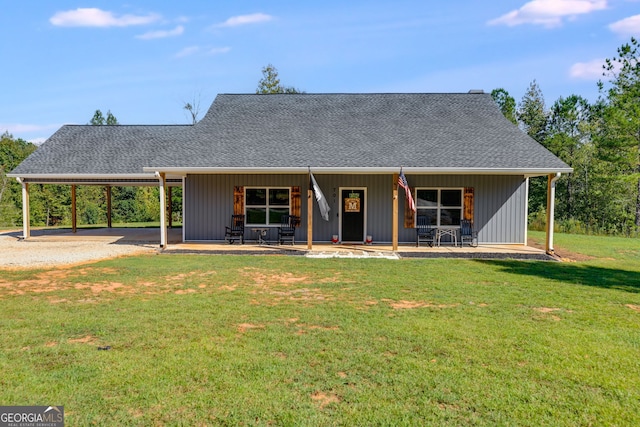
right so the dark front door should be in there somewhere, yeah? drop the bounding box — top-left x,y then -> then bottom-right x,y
341,189 -> 365,242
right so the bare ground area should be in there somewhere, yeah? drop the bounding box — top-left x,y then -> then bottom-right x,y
0,230 -> 157,270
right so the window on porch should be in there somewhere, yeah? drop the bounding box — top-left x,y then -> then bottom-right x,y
416,188 -> 463,226
245,187 -> 291,225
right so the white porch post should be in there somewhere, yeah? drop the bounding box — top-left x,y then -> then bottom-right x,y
524,177 -> 529,245
158,172 -> 167,248
545,173 -> 561,255
19,179 -> 30,239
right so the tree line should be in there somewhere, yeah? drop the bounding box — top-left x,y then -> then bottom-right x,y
2,43 -> 639,236
494,37 -> 640,236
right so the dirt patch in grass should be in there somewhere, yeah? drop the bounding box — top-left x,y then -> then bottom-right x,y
383,299 -> 460,309
0,267 -> 127,296
240,268 -> 310,287
0,266 -> 223,299
532,307 -> 573,321
625,304 -> 640,312
534,307 -> 561,313
68,335 -> 99,344
237,323 -> 265,333
311,391 -> 340,409
164,271 -> 217,283
527,238 -> 595,262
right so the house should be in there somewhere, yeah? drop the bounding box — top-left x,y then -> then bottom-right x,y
9,92 -> 572,253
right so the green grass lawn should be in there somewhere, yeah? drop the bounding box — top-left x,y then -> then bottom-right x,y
1,233 -> 639,426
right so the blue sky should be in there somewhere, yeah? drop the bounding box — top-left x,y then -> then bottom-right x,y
2,0 -> 639,143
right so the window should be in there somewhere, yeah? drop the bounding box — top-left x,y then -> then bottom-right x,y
245,187 -> 291,225
416,188 -> 463,226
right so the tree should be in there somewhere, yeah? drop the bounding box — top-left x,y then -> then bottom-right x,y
90,110 -> 105,125
183,102 -> 200,124
183,93 -> 202,124
518,80 -> 548,143
256,64 -> 302,94
491,88 -> 517,124
90,109 -> 118,125
598,37 -> 640,230
517,81 -> 549,218
0,132 -> 37,226
106,110 -> 118,125
546,95 -> 593,223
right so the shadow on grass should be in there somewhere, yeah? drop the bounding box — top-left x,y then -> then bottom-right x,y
474,259 -> 640,293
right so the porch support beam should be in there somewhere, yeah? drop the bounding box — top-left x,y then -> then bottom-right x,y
71,185 -> 77,233
545,173 -> 561,255
392,173 -> 399,251
168,186 -> 173,228
106,185 -> 112,228
307,187 -> 313,250
159,173 -> 167,248
19,179 -> 30,239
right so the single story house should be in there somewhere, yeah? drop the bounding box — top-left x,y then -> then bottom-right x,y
9,92 -> 572,253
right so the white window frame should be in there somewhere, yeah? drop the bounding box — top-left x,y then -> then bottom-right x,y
415,187 -> 464,227
245,187 -> 291,226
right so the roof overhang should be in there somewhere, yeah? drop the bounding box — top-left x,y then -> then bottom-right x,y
7,173 -> 183,186
143,166 -> 573,177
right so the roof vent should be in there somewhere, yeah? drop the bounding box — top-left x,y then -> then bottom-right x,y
468,89 -> 484,94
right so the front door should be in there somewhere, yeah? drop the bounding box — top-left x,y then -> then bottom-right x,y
341,188 -> 365,242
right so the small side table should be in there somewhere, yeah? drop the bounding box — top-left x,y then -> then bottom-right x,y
252,228 -> 269,245
436,228 -> 458,247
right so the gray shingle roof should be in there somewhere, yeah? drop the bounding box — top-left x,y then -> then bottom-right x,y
10,93 -> 571,177
10,125 -> 189,176
171,93 -> 571,170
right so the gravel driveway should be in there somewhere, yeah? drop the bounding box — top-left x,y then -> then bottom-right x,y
0,229 -> 158,269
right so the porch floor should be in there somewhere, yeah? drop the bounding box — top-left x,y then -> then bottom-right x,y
11,227 -> 553,260
172,241 -> 552,260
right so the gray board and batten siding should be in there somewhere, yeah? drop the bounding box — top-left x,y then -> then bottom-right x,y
184,173 -> 527,244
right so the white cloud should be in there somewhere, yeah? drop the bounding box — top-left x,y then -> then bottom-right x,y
50,8 -> 160,28
1,124 -> 59,144
136,25 -> 184,40
570,57 -> 624,80
215,13 -> 273,28
569,59 -> 606,80
1,123 -> 59,134
488,0 -> 607,27
609,14 -> 640,36
175,46 -> 200,58
208,47 -> 231,55
29,137 -> 48,145
174,46 -> 231,59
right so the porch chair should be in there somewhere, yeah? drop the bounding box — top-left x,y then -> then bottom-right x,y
224,214 -> 245,244
278,215 -> 299,245
460,219 -> 478,247
416,215 -> 435,247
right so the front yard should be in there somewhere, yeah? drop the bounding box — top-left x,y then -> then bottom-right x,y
1,232 -> 638,425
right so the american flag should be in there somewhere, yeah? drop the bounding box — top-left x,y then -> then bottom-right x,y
398,170 -> 416,211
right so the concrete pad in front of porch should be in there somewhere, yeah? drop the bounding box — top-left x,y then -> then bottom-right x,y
8,227 -> 183,245
168,241 -> 553,260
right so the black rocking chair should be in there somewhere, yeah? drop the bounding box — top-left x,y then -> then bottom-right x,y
225,214 -> 245,244
416,215 -> 435,247
278,215 -> 299,245
460,219 -> 478,247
